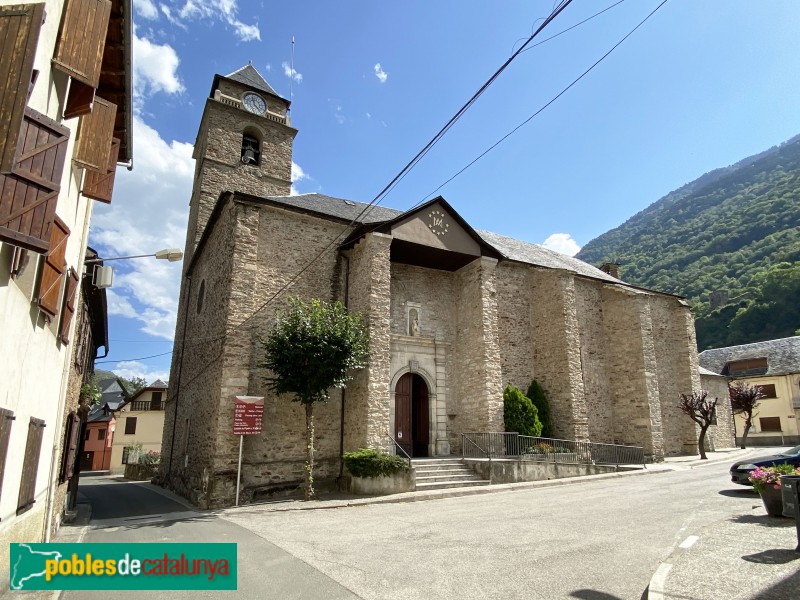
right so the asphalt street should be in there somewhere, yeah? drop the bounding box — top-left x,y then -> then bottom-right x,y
70,461 -> 765,600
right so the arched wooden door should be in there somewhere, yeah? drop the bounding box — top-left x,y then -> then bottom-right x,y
394,373 -> 429,457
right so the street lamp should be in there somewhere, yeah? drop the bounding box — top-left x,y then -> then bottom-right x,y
85,248 -> 183,289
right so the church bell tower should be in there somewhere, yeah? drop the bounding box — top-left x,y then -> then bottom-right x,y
184,63 -> 297,260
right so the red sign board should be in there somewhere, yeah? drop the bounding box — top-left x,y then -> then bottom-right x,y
233,396 -> 264,435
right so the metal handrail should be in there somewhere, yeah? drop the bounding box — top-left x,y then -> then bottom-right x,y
384,432 -> 412,468
461,433 -> 491,466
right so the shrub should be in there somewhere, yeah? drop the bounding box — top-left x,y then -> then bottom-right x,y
503,385 -> 542,437
343,448 -> 410,479
748,463 -> 800,493
140,450 -> 161,466
526,379 -> 552,438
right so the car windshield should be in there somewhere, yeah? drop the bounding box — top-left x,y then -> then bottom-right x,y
784,445 -> 800,456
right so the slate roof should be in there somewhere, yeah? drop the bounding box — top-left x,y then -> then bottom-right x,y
87,404 -> 113,423
699,366 -> 726,378
699,336 -> 800,377
226,64 -> 283,100
258,193 -> 636,286
150,379 -> 168,389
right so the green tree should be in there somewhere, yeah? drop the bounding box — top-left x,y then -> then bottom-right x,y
525,379 -> 552,438
119,376 -> 147,398
503,385 -> 542,437
261,298 -> 370,500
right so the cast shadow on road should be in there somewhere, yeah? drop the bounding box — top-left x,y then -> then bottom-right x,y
94,511 -> 223,532
728,514 -> 796,529
569,587 -> 649,600
751,569 -> 800,599
717,488 -> 759,498
742,548 -> 800,565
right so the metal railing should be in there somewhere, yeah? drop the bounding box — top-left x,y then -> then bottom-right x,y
384,432 -> 412,468
460,432 -> 645,467
128,400 -> 164,412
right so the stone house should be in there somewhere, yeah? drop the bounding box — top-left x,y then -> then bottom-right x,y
0,0 -> 132,571
159,64 -> 729,508
700,336 -> 800,446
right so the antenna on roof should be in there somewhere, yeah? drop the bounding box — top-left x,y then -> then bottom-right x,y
288,35 -> 295,112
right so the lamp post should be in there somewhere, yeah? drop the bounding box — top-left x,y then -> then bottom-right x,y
84,248 -> 183,289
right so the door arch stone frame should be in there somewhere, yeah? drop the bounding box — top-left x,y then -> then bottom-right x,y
389,366 -> 437,457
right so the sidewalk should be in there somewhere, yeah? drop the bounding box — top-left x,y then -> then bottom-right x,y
649,446 -> 800,599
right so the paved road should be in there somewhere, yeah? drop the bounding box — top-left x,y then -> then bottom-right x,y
71,461 -> 762,600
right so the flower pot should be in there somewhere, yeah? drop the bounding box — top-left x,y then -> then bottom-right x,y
759,484 -> 785,517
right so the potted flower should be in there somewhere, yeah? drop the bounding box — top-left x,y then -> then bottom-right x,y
749,463 -> 800,517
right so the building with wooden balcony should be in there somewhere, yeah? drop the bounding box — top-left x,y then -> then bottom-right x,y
0,0 -> 132,569
110,380 -> 168,475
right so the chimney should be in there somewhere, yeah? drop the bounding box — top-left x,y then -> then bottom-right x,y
599,262 -> 621,279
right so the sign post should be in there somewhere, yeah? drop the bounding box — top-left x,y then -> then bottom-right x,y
233,396 -> 264,506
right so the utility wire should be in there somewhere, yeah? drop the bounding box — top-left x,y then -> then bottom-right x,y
96,350 -> 173,364
234,0 -> 576,331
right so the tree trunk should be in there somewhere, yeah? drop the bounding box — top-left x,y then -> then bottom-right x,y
698,425 -> 709,460
741,418 -> 752,450
305,403 -> 315,501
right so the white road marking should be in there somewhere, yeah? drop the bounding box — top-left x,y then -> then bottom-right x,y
679,535 -> 699,549
648,563 -> 673,600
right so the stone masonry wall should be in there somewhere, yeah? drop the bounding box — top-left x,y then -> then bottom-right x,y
162,198 -> 237,507
701,374 -> 736,450
451,258 -> 504,449
345,233 -> 393,453
529,269 -> 588,441
390,263 -> 457,341
650,296 -> 701,456
574,278 -> 615,444
601,287 -> 664,461
495,262 -> 534,392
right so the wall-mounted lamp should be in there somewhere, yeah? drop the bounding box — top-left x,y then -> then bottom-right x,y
85,248 -> 183,289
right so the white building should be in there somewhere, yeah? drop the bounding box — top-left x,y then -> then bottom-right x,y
0,0 -> 132,577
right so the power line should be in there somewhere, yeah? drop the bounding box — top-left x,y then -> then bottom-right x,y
96,350 -> 173,364
234,0 -> 576,331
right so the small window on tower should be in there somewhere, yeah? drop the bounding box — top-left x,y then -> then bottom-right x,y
241,134 -> 260,166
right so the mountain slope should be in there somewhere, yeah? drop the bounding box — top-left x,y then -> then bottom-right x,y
577,136 -> 800,350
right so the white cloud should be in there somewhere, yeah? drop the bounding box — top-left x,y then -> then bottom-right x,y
113,361 -> 170,385
135,0 -> 159,20
365,112 -> 372,119
133,30 -> 184,107
373,63 -> 388,83
542,233 -> 581,256
282,62 -> 303,83
90,116 -> 194,342
177,0 -> 260,41
290,161 -> 309,196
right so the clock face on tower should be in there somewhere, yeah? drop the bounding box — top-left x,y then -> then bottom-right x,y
426,209 -> 450,236
242,92 -> 267,115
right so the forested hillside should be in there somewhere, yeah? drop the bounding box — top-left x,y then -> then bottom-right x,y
577,135 -> 800,350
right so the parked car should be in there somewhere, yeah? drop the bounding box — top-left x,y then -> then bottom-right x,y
730,445 -> 800,485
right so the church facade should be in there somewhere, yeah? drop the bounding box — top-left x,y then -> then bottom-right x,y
160,65 -> 729,508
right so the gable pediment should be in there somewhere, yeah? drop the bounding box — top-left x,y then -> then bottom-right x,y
390,201 -> 481,256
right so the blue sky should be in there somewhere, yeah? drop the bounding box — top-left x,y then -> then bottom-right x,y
89,0 -> 800,383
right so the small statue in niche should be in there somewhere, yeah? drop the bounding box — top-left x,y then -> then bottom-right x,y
409,309 -> 420,336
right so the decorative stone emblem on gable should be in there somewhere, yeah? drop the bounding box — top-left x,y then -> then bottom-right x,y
408,360 -> 419,373
426,209 -> 450,236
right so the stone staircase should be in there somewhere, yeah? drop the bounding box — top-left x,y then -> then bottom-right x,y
411,458 -> 490,491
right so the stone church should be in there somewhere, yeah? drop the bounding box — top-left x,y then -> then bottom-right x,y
160,65 -> 724,508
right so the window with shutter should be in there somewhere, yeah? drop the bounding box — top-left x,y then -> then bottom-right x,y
0,3 -> 44,173
51,0 -> 112,88
59,267 -> 80,343
0,108 -> 70,252
124,417 -> 136,435
17,417 -> 45,515
37,216 -> 70,318
82,137 -> 119,202
0,408 -> 15,504
59,411 -> 81,483
73,97 -> 117,173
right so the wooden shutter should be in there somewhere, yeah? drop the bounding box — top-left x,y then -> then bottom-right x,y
59,411 -> 81,483
73,97 -> 116,173
82,137 -> 119,202
124,417 -> 136,435
59,267 -> 80,343
51,0 -> 111,88
64,79 -> 95,120
0,3 -> 45,173
0,408 -> 15,502
0,108 -> 70,252
37,215 -> 70,317
17,417 -> 45,515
